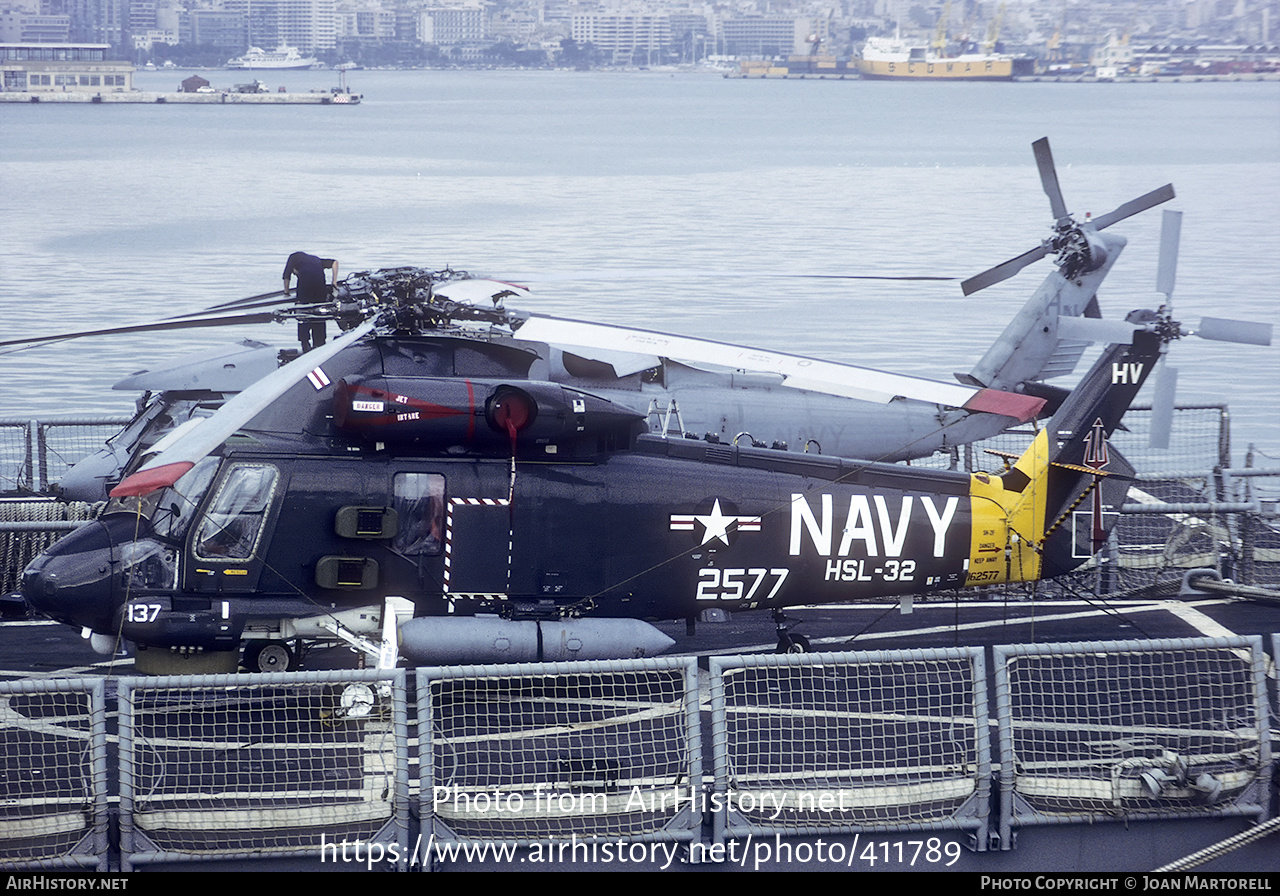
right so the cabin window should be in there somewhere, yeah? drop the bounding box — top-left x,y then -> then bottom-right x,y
392,472 -> 445,555
193,463 -> 279,561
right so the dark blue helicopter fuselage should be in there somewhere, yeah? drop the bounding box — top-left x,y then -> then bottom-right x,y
24,435 -> 995,652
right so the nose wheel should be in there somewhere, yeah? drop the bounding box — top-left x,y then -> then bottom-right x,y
772,610 -> 810,654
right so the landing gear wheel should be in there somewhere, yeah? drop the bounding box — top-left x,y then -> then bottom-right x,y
244,640 -> 296,673
777,633 -> 811,654
771,608 -> 809,655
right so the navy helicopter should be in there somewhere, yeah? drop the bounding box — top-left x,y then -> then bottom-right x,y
20,288 -> 1168,674
4,140 -> 1186,503
13,140 -> 1271,673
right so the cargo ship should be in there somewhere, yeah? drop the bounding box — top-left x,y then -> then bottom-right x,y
733,55 -> 857,78
855,35 -> 1033,81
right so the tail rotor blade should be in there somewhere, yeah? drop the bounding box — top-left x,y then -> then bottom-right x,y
1149,361 -> 1178,449
1156,210 -> 1182,299
1033,137 -> 1070,223
1196,317 -> 1273,346
1056,316 -> 1141,345
1092,184 -> 1176,231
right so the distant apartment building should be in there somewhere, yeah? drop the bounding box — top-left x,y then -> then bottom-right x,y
49,0 -> 124,46
124,0 -> 179,49
335,2 -> 396,41
131,28 -> 175,48
127,0 -> 156,35
667,11 -> 709,60
418,6 -> 484,45
542,0 -> 574,28
571,10 -> 669,63
721,15 -> 803,56
487,5 -> 540,43
184,10 -> 248,50
1,41 -> 132,90
0,11 -> 72,42
220,0 -> 336,52
393,6 -> 417,41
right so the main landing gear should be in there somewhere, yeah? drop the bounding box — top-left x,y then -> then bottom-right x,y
243,639 -> 299,672
772,609 -> 810,654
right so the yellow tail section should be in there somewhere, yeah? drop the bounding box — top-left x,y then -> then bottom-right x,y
965,429 -> 1050,586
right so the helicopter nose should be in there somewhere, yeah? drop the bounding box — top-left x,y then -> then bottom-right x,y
22,518 -> 120,633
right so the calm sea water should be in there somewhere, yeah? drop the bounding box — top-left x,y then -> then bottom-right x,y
2,69 -> 1277,465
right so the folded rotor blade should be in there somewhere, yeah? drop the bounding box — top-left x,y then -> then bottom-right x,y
797,273 -> 957,281
1196,317 -> 1273,346
1092,183 -> 1176,231
1156,210 -> 1182,299
501,269 -> 956,284
0,310 -> 280,349
1033,137 -> 1070,223
516,315 -> 1044,421
111,320 -> 376,498
960,245 -> 1049,296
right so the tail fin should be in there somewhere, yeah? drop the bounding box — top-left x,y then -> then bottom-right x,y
966,320 -> 1163,587
1045,314 -> 1163,449
1035,321 -> 1163,577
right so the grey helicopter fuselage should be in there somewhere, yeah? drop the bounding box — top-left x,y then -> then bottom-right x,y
52,243 -> 1125,505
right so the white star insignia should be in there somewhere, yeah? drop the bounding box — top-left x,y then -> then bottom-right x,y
670,500 -> 762,545
695,499 -> 734,545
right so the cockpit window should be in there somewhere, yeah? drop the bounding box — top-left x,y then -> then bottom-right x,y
152,457 -> 220,542
103,456 -> 219,543
193,463 -> 279,561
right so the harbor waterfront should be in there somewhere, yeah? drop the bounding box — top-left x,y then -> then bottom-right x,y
1,69 -> 1277,464
0,88 -> 359,103
1,71 -> 1279,874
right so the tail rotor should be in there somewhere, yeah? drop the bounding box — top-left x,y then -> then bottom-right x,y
1146,210 -> 1272,448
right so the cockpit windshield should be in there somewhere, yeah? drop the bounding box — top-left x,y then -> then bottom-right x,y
102,456 -> 220,543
